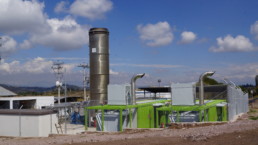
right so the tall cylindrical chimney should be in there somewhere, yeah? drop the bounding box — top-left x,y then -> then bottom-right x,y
89,28 -> 109,105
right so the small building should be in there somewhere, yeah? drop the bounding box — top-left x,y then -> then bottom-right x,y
0,109 -> 58,137
0,96 -> 55,109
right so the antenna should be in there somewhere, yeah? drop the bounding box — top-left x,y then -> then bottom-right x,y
78,62 -> 89,101
52,61 -> 64,104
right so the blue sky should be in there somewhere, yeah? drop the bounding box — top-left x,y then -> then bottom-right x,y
0,0 -> 258,87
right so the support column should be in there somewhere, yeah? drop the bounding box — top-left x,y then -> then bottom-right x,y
84,108 -> 88,130
101,109 -> 104,131
129,108 -> 132,128
155,110 -> 159,128
10,100 -> 13,109
119,109 -> 123,131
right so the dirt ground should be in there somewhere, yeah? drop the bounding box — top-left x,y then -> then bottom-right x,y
1,99 -> 258,145
67,128 -> 258,145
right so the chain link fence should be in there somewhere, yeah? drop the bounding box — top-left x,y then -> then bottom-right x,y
227,85 -> 249,121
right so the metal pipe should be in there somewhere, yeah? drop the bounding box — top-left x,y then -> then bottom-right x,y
199,71 -> 215,105
131,73 -> 145,105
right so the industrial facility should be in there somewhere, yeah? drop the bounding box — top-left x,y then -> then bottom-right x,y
0,28 -> 249,137
84,28 -> 249,132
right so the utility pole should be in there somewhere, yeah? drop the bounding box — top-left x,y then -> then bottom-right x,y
78,63 -> 89,101
52,61 -> 64,104
0,37 -> 2,62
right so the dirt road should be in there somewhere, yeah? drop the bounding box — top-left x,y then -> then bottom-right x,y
1,99 -> 258,145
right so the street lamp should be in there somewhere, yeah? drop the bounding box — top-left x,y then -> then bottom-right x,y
158,79 -> 161,87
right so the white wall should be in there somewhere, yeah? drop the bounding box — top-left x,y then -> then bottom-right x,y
0,96 -> 54,109
0,113 -> 58,137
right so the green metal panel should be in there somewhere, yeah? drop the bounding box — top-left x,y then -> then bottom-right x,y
159,111 -> 167,126
222,106 -> 228,121
137,106 -> 154,128
157,100 -> 226,112
86,100 -> 168,110
84,100 -> 168,130
208,106 -> 218,121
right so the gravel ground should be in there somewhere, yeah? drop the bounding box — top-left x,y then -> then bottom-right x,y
1,100 -> 258,145
1,117 -> 257,145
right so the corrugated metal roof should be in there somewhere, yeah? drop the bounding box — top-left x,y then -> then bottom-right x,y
0,86 -> 17,96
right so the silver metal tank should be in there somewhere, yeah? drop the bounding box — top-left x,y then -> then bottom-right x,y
89,28 -> 109,105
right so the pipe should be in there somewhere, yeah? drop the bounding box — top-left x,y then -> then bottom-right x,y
199,71 -> 215,105
131,73 -> 145,105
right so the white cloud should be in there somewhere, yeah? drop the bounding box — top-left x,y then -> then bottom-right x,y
0,57 -> 77,74
54,1 -> 69,13
137,21 -> 173,47
69,0 -> 113,20
0,57 -> 52,74
251,21 -> 258,40
180,31 -> 197,44
213,63 -> 258,84
110,69 -> 119,75
0,36 -> 18,56
24,17 -> 90,51
111,63 -> 182,68
209,35 -> 255,52
0,0 -> 48,35
0,0 -> 89,51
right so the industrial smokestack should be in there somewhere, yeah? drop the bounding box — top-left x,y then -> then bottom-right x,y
89,28 -> 109,105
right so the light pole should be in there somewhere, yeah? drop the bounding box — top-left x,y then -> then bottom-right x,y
158,79 -> 161,98
158,79 -> 161,87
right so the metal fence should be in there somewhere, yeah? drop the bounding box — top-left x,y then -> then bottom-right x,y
45,101 -> 94,134
227,85 -> 249,121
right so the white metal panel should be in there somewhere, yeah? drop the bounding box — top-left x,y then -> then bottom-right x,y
108,84 -> 131,105
171,83 -> 196,105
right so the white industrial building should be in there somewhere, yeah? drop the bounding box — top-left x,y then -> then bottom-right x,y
0,96 -> 55,109
0,109 -> 58,137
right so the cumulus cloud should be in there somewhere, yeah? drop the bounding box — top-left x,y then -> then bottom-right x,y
22,17 -> 90,51
137,21 -> 173,47
0,36 -> 18,56
0,0 -> 89,51
0,0 -> 48,35
209,35 -> 255,52
59,0 -> 113,20
54,1 -> 69,13
251,21 -> 258,40
0,57 -> 52,74
180,31 -> 197,44
0,57 -> 77,74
